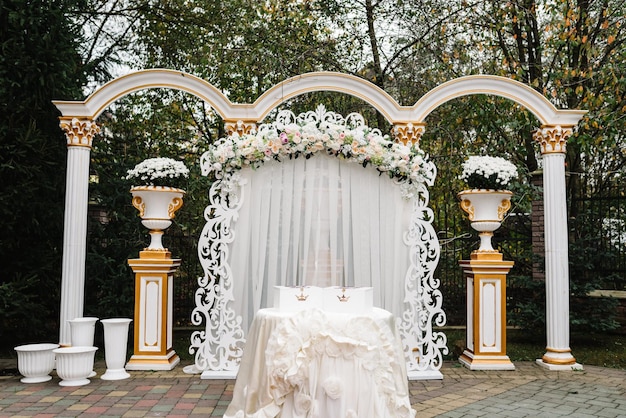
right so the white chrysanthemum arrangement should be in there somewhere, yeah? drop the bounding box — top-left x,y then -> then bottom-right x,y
126,157 -> 189,188
459,155 -> 518,190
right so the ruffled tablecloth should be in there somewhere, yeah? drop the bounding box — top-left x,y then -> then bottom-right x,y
224,308 -> 415,418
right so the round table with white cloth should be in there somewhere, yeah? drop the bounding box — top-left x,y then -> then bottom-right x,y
224,308 -> 415,418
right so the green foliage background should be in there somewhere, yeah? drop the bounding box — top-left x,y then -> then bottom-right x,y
0,0 -> 86,343
1,0 -> 624,346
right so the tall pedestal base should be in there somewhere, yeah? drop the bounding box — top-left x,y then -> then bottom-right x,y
536,345 -> 582,370
536,359 -> 583,371
126,251 -> 181,371
459,253 -> 515,371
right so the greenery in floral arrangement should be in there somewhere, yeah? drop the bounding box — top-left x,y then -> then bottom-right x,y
459,155 -> 518,190
125,157 -> 190,188
200,118 -> 433,193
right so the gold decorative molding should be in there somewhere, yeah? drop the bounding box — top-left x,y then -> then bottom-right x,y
470,251 -> 503,261
168,197 -> 184,218
497,199 -> 512,220
139,248 -> 172,259
541,354 -> 577,365
59,118 -> 100,148
224,119 -> 258,136
459,199 -> 475,220
392,122 -> 426,146
533,125 -> 574,154
132,196 -> 145,218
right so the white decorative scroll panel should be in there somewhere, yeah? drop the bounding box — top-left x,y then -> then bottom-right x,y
192,107 -> 447,379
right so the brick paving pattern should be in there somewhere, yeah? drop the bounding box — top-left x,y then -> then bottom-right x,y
0,360 -> 624,417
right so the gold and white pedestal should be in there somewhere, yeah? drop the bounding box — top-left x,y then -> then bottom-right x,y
459,252 -> 515,370
126,250 -> 181,371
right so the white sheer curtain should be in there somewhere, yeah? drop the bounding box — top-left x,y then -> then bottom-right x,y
230,154 -> 412,331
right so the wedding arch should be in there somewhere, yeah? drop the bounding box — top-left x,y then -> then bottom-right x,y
52,70 -> 586,376
191,104 -> 445,379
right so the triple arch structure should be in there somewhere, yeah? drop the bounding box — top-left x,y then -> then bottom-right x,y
52,69 -> 586,373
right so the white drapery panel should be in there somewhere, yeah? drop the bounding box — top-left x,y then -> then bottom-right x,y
230,154 -> 412,332
193,107 -> 447,378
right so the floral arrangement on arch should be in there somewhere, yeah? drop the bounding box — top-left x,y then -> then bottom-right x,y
125,157 -> 189,188
459,155 -> 518,190
200,106 -> 433,198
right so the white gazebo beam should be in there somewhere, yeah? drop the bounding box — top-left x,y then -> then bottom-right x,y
52,69 -> 237,121
250,72 -> 409,122
410,75 -> 587,126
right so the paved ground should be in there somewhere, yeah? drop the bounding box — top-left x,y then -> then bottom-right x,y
0,359 -> 625,417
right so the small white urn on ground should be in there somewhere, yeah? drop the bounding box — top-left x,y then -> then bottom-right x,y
53,346 -> 98,386
68,316 -> 98,377
130,186 -> 185,251
14,343 -> 59,383
101,318 -> 132,380
458,189 -> 513,253
68,317 -> 98,346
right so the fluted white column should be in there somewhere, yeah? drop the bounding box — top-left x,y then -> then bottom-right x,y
534,125 -> 581,370
58,118 -> 100,346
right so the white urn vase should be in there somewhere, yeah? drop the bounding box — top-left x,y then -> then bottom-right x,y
458,189 -> 513,252
68,317 -> 98,346
130,186 -> 185,251
53,346 -> 98,386
68,316 -> 98,377
14,343 -> 59,383
101,318 -> 132,380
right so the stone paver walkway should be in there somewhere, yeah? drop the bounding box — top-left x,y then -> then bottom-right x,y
1,360 -> 624,417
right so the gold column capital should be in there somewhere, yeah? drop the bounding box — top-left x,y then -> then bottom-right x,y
533,125 -> 574,155
224,119 -> 258,136
60,118 -> 100,148
392,122 -> 426,146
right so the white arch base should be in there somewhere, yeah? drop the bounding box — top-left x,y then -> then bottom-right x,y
201,370 -> 237,379
408,370 -> 443,380
536,360 -> 583,371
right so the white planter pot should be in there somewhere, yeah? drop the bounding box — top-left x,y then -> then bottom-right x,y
14,343 -> 59,383
458,189 -> 513,252
68,317 -> 98,346
68,316 -> 98,377
53,346 -> 98,386
101,318 -> 132,380
130,186 -> 185,250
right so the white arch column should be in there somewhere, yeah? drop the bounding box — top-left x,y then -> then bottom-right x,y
533,125 -> 582,370
58,118 -> 100,346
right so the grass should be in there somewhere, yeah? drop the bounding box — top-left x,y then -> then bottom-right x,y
442,328 -> 626,369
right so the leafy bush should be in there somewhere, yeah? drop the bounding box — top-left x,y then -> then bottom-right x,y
0,0 -> 85,344
567,209 -> 620,332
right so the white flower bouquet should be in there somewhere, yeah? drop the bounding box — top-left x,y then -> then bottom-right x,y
125,157 -> 189,188
459,155 -> 518,190
201,118 -> 429,186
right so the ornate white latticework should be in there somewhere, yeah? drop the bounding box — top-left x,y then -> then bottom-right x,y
190,174 -> 246,375
194,106 -> 446,379
399,170 -> 449,378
